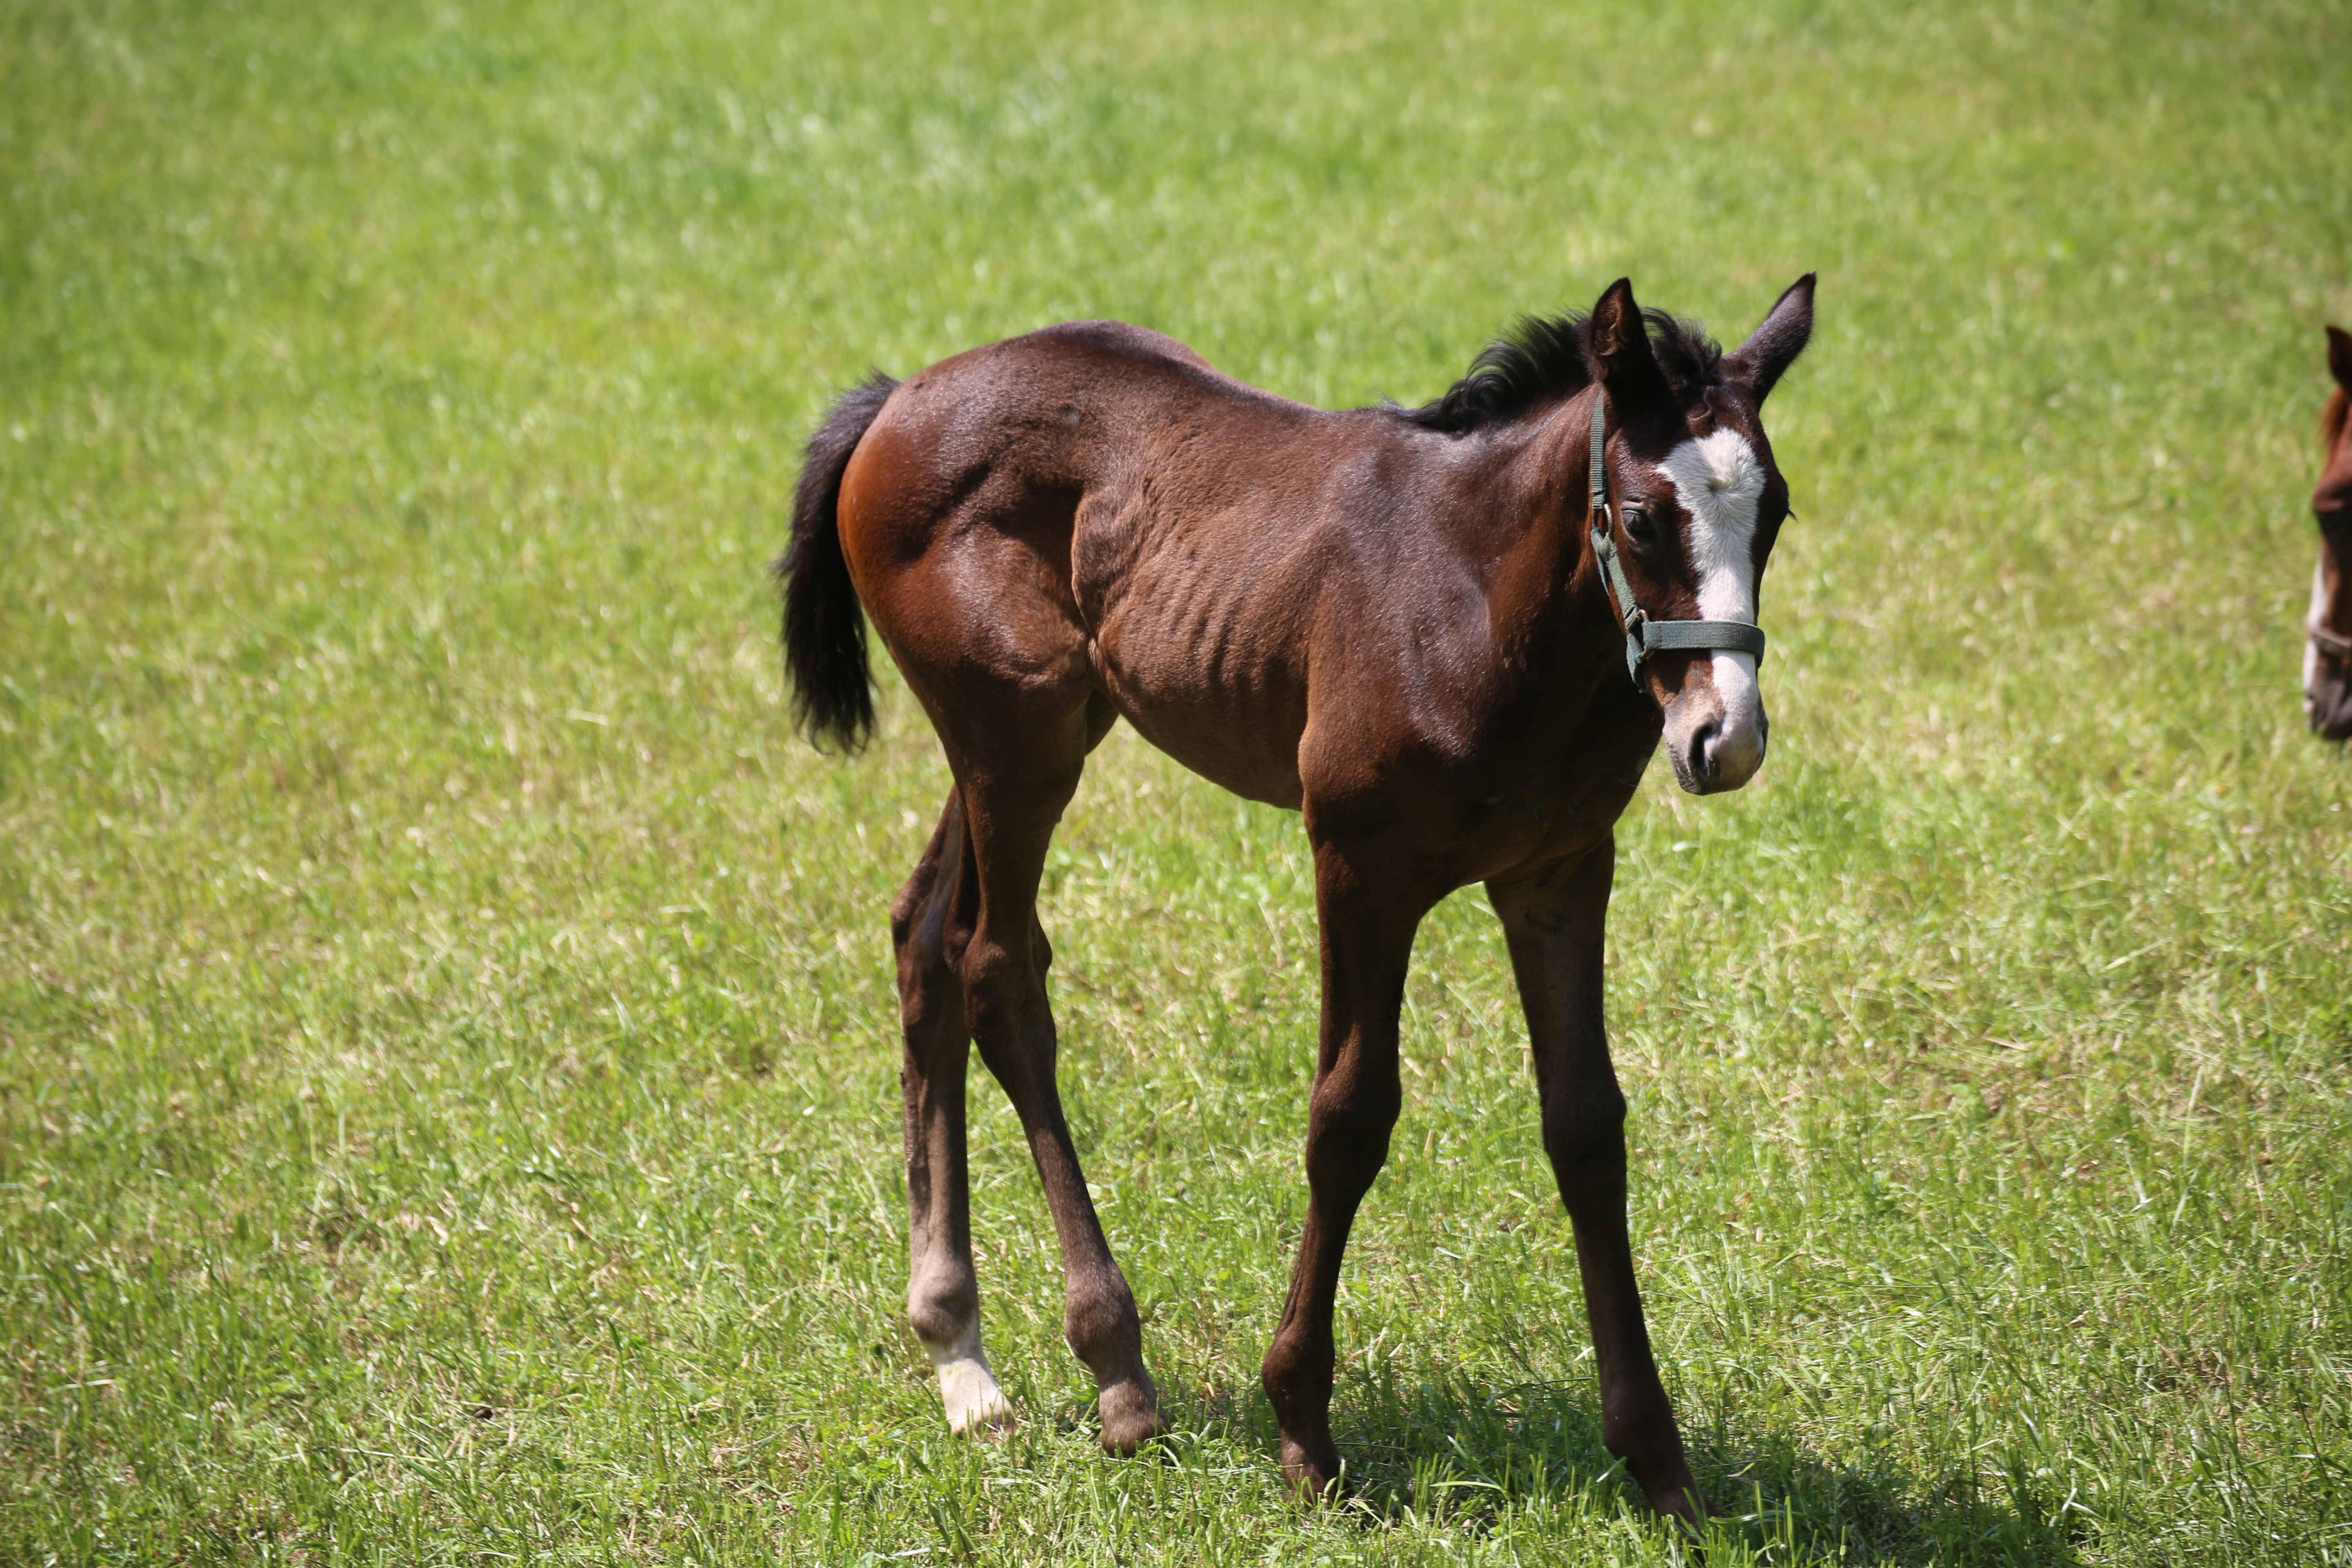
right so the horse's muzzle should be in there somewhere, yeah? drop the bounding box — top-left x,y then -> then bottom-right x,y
2310,671 -> 2352,742
1662,670 -> 1768,795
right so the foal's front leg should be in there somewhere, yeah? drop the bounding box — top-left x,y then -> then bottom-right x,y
1488,840 -> 1707,1526
1261,837 -> 1425,1496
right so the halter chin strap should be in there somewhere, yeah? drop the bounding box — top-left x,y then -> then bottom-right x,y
1586,393 -> 1768,685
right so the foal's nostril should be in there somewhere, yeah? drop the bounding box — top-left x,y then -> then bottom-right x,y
1689,718 -> 1723,786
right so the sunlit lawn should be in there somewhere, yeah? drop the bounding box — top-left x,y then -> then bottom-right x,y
3,0 -> 2350,1561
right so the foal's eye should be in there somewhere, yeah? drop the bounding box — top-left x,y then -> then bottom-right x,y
1621,505 -> 1653,545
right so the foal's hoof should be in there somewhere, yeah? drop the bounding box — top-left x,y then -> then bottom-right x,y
1639,1476 -> 1712,1534
1097,1377 -> 1167,1454
1278,1434 -> 1345,1502
935,1355 -> 1013,1437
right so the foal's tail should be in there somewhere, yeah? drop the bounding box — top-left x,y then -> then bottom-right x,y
778,372 -> 899,752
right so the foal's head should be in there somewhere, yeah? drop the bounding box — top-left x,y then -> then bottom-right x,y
1586,275 -> 1815,793
2307,325 -> 2352,742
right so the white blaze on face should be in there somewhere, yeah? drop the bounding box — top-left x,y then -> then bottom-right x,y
1655,429 -> 1768,753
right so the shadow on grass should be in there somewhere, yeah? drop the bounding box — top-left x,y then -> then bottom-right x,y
1170,1373 -> 2090,1565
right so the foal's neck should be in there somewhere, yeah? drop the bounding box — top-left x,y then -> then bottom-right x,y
1473,388 -> 1620,688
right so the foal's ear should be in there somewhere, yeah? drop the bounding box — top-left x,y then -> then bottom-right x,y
2330,325 -> 2352,393
1725,273 -> 1816,404
1588,277 -> 1674,411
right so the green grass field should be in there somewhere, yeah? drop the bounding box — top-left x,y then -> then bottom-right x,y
4,0 -> 2350,1561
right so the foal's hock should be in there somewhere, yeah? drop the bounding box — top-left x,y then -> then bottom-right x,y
780,274 -> 1815,1524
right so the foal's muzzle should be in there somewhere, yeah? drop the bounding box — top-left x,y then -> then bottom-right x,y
1662,659 -> 1768,795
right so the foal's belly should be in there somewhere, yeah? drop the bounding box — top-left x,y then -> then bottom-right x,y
1074,522 -> 1315,809
1087,638 -> 1310,809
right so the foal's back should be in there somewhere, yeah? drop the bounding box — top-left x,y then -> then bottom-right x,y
835,321 -> 1498,805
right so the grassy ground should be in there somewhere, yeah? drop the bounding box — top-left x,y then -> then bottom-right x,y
4,0 -> 2351,1561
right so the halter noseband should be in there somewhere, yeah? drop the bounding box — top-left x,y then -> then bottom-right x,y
1586,393 -> 1769,685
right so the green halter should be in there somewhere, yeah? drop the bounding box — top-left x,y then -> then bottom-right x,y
1586,392 -> 1769,685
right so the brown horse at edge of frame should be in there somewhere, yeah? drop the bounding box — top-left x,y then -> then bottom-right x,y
2305,325 -> 2352,741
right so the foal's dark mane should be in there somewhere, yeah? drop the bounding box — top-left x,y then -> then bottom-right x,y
2324,388 -> 2349,448
1388,308 -> 1726,434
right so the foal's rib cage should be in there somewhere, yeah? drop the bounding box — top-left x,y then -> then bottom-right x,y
780,274 -> 1814,1526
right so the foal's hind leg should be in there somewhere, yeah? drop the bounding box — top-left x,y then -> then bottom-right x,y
892,790 -> 1009,1434
949,695 -> 1163,1451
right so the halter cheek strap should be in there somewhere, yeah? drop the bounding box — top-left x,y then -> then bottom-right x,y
1586,394 -> 1769,685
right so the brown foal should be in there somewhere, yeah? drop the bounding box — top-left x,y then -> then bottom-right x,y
780,275 -> 1815,1524
2307,325 -> 2352,741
